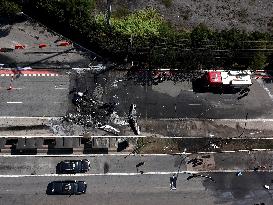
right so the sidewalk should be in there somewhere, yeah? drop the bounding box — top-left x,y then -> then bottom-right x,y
140,118 -> 273,138
0,117 -> 56,136
2,116 -> 273,138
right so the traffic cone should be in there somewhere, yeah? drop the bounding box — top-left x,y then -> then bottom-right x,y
15,44 -> 25,49
39,43 -> 47,48
57,41 -> 70,47
7,76 -> 14,90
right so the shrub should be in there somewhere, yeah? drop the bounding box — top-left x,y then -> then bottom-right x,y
162,0 -> 173,8
249,52 -> 267,70
190,23 -> 213,47
0,0 -> 21,17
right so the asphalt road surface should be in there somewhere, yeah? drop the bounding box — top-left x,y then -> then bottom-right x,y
0,154 -> 272,205
77,70 -> 273,119
1,69 -> 273,119
1,153 -> 273,176
0,72 -> 70,116
0,172 -> 271,205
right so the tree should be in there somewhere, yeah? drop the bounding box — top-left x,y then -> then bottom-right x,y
0,0 -> 21,17
190,23 -> 212,48
249,52 -> 267,70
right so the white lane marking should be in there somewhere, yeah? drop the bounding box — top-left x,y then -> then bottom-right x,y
1,149 -> 273,157
12,87 -> 23,90
54,87 -> 67,90
0,154 -> 180,157
187,89 -> 193,92
0,117 -> 60,119
1,116 -> 273,122
0,170 -> 271,178
257,79 -> 273,102
188,104 -> 201,106
6,102 -> 22,104
0,135 -> 147,138
2,135 -> 273,140
158,118 -> 273,122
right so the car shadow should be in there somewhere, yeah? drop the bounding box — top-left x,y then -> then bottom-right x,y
56,163 -> 61,174
192,78 -> 242,94
46,182 -> 54,195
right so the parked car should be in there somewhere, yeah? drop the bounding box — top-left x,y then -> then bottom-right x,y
47,180 -> 87,195
58,159 -> 90,174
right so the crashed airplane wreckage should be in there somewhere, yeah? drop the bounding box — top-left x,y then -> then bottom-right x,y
63,90 -> 141,135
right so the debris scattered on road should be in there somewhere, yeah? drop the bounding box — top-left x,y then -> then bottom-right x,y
236,171 -> 243,176
136,162 -> 145,168
62,84 -> 127,135
237,87 -> 251,100
128,104 -> 140,135
99,125 -> 120,135
264,185 -> 270,189
187,173 -> 215,182
187,158 -> 203,167
210,143 -> 219,149
136,161 -> 145,173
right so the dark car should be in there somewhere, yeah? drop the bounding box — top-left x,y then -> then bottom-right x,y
47,180 -> 87,195
58,159 -> 90,174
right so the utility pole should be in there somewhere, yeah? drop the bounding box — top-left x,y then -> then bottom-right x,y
106,0 -> 112,27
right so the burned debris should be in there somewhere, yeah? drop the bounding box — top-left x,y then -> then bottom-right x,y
187,158 -> 203,167
64,87 -> 122,132
128,104 -> 140,135
61,73 -> 140,136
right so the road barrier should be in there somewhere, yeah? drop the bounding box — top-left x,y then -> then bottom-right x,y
57,41 -> 71,47
38,43 -> 47,48
14,44 -> 25,49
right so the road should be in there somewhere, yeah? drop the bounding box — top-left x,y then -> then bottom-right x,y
77,70 -> 273,119
0,152 -> 273,175
0,172 -> 271,205
1,69 -> 273,120
0,71 -> 70,117
0,150 -> 271,205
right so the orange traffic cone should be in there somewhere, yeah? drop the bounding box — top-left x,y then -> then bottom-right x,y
58,41 -> 70,47
39,43 -> 47,48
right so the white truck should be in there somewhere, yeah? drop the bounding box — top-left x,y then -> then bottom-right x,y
202,70 -> 252,88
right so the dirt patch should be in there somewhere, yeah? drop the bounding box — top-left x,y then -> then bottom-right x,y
136,137 -> 273,154
140,119 -> 273,138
